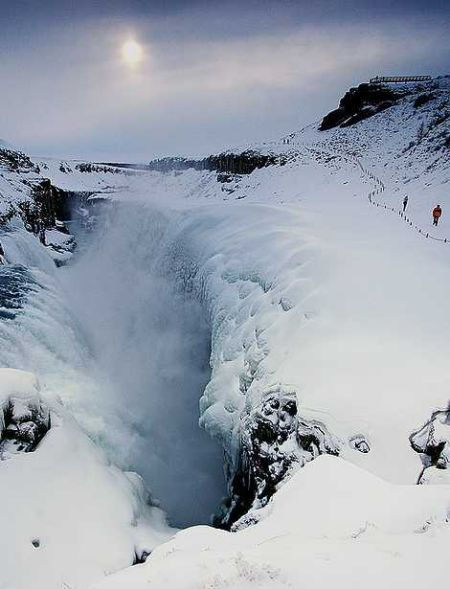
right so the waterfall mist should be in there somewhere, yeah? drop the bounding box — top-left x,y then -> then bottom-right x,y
0,206 -> 226,528
59,203 -> 225,528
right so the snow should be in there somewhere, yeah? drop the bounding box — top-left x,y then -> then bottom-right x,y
91,455 -> 450,589
0,368 -> 174,589
86,81 -> 449,587
0,78 -> 449,588
0,367 -> 40,400
139,160 -> 450,485
1,221 -> 57,273
36,157 -> 153,200
45,227 -> 76,265
0,147 -> 42,216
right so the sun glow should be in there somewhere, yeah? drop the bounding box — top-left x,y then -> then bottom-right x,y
121,39 -> 144,67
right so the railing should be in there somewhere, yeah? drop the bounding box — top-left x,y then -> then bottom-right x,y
369,75 -> 431,84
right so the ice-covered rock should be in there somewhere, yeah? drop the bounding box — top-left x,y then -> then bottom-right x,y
349,433 -> 371,453
0,368 -> 50,458
219,385 -> 339,528
410,408 -> 450,482
44,226 -> 76,266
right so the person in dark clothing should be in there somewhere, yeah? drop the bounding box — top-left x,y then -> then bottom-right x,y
402,195 -> 408,212
433,205 -> 442,226
38,222 -> 46,245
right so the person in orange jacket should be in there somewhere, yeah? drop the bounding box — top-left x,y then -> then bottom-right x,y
433,205 -> 442,226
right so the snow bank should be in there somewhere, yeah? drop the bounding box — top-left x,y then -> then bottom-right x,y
0,368 -> 174,589
0,368 -> 49,457
1,222 -> 58,273
160,182 -> 450,489
45,227 -> 76,265
91,455 -> 450,589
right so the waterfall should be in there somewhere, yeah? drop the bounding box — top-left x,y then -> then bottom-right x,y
0,205 -> 225,528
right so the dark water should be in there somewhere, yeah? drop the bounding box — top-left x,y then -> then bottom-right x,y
0,265 -> 36,319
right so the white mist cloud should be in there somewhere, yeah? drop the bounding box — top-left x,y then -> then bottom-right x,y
60,204 -> 225,528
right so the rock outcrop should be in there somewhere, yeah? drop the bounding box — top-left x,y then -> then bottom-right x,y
320,82 -> 414,130
216,385 -> 339,529
410,408 -> 450,483
0,145 -> 77,262
146,150 -> 285,176
0,369 -> 50,459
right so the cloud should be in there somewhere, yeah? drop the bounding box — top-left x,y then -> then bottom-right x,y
0,7 -> 448,159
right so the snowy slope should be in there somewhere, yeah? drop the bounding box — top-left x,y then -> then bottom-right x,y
91,455 -> 450,589
36,158 -> 148,198
0,368 -> 174,589
0,146 -> 42,216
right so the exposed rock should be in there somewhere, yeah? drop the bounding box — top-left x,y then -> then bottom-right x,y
0,146 -> 78,249
216,385 -> 339,529
18,179 -> 66,231
59,162 -> 72,173
75,162 -> 133,175
0,147 -> 40,174
349,433 -> 371,453
0,388 -> 50,458
414,93 -> 436,108
410,408 -> 450,483
133,549 -> 151,564
207,151 -> 282,175
146,150 -> 286,177
216,172 -> 235,183
320,83 -> 412,131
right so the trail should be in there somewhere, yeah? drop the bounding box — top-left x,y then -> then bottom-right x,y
300,141 -> 450,245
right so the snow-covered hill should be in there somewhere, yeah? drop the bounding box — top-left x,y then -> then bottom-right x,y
91,455 -> 450,589
0,77 -> 449,588
0,368 -> 173,589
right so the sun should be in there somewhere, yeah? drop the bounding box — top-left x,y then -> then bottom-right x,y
121,39 -> 144,67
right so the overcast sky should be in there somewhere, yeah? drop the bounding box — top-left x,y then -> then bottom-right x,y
0,0 -> 449,161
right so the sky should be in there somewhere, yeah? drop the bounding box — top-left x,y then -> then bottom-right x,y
0,0 -> 449,161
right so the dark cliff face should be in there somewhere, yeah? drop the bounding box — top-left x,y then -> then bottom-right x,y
18,180 -> 67,232
0,147 -> 40,174
410,409 -> 450,482
0,147 -> 75,231
146,150 -> 286,176
320,83 -> 412,131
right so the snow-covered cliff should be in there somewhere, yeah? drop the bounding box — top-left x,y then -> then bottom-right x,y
0,77 -> 449,588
